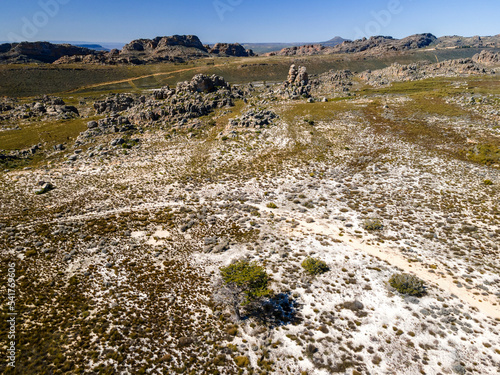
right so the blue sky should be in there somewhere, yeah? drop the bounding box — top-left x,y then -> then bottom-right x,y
1,0 -> 499,44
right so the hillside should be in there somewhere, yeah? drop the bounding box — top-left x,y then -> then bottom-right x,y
0,42 -> 96,64
266,33 -> 438,56
0,36 -> 255,65
1,50 -> 499,374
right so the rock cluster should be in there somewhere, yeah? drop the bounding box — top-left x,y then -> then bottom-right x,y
267,33 -> 437,57
267,44 -> 326,56
118,35 -> 210,64
206,43 -> 254,57
77,74 -> 239,143
434,35 -> 500,49
94,94 -> 145,114
313,69 -> 354,94
228,109 -> 278,129
175,74 -> 228,93
87,115 -> 136,134
52,36 -> 257,65
0,96 -> 78,121
0,42 -> 96,64
359,58 -> 494,87
472,50 -> 500,66
277,65 -> 311,99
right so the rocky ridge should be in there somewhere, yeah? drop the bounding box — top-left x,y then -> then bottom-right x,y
0,36 -> 256,65
266,33 -> 438,56
0,42 -> 96,64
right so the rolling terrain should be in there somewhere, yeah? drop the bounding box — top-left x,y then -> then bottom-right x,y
0,46 -> 499,375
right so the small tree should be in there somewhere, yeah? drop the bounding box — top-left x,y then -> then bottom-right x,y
216,260 -> 272,321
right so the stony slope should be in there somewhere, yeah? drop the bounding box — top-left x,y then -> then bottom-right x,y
0,54 -> 499,375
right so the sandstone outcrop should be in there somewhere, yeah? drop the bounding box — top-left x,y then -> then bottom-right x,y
0,42 -> 96,64
206,43 -> 255,57
472,50 -> 500,66
266,33 -> 437,57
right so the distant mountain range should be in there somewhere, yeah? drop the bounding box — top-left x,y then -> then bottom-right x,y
1,33 -> 500,65
320,36 -> 349,47
265,33 -> 500,56
0,35 -> 254,65
241,37 -> 347,54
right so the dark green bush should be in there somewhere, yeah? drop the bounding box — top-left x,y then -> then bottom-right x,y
389,273 -> 426,297
301,257 -> 329,276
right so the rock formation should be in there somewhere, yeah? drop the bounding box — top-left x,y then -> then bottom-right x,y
287,65 -> 309,86
358,58 -> 494,87
76,73 -> 240,144
1,36 -> 256,65
206,43 -> 255,57
0,42 -> 96,64
472,50 -> 500,66
266,33 -> 437,56
278,65 -> 311,99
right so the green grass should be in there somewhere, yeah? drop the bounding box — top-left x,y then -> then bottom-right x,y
468,144 -> 500,166
362,76 -> 500,97
1,47 -> 495,98
280,99 -> 353,124
0,117 -> 89,151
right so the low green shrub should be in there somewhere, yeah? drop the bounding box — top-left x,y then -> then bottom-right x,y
301,257 -> 329,276
389,273 -> 426,297
234,356 -> 249,367
363,218 -> 384,231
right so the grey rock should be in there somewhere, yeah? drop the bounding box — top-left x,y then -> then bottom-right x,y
212,239 -> 230,254
34,182 -> 54,195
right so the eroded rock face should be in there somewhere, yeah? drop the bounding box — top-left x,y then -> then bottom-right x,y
0,42 -> 96,64
287,65 -> 309,86
0,96 -> 78,121
76,74 -> 239,144
94,94 -> 145,114
267,33 -> 437,57
472,50 -> 500,66
122,35 -> 207,53
358,58 -> 494,87
279,65 -> 311,98
207,43 -> 255,57
176,74 -> 228,93
54,36 -> 256,65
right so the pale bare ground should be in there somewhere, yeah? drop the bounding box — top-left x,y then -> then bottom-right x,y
263,205 -> 500,321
